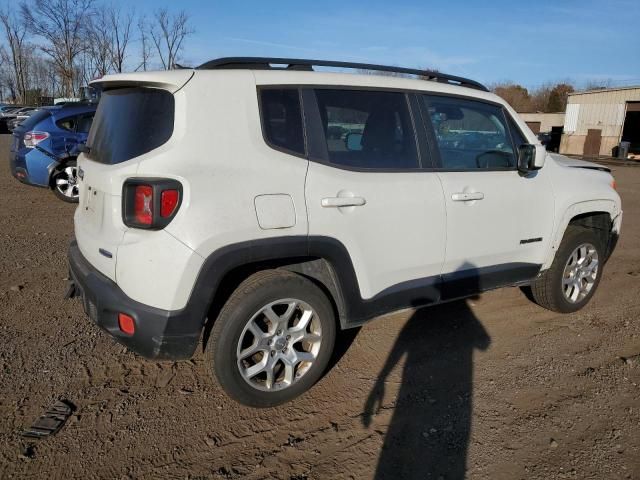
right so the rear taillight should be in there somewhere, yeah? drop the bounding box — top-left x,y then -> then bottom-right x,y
133,185 -> 153,225
23,131 -> 49,148
122,179 -> 182,229
160,189 -> 180,217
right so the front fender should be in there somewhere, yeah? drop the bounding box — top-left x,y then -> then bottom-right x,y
542,199 -> 622,270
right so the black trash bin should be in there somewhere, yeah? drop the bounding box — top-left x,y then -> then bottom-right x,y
618,141 -> 631,159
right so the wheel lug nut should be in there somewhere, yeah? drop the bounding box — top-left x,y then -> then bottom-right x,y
276,330 -> 282,335
286,335 -> 291,340
270,350 -> 275,356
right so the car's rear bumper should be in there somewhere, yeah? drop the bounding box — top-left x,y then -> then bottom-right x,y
9,147 -> 53,187
67,240 -> 204,360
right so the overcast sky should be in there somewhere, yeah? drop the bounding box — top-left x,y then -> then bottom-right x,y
126,0 -> 640,88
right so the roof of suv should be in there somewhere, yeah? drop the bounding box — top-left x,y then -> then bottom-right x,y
196,57 -> 489,91
91,57 -> 506,107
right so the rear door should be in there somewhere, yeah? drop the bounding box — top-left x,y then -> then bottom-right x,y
303,88 -> 446,304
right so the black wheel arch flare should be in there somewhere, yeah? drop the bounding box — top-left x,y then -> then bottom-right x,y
191,236 -> 541,331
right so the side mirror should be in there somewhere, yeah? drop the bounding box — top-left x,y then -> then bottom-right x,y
517,144 -> 546,172
345,132 -> 363,151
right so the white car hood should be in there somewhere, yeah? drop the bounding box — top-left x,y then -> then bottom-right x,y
550,153 -> 611,173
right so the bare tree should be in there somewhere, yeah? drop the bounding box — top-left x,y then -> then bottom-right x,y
21,0 -> 95,97
149,9 -> 192,70
0,46 -> 15,101
135,15 -> 152,71
30,54 -> 58,98
583,79 -> 613,91
109,5 -> 133,73
87,7 -> 112,78
77,48 -> 98,89
0,8 -> 30,102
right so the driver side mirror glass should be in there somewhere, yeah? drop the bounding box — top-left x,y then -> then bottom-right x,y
517,144 -> 537,172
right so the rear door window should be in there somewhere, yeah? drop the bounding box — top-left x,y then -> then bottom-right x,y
423,95 -> 516,170
87,87 -> 174,164
313,89 -> 419,169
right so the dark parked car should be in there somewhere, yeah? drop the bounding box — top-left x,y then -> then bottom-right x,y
0,106 -> 34,133
9,104 -> 96,202
537,128 -> 562,153
7,109 -> 39,132
0,105 -> 23,116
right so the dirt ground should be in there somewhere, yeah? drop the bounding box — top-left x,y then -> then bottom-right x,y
0,134 -> 639,480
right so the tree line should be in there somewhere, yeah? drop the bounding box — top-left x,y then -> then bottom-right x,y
489,82 -> 574,113
0,0 -> 194,104
360,70 -> 608,114
490,80 -> 615,113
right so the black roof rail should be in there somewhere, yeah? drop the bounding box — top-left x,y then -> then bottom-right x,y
197,57 -> 489,92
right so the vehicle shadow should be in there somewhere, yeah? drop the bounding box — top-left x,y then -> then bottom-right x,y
363,264 -> 491,479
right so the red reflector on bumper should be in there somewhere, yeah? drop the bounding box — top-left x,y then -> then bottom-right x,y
118,313 -> 135,335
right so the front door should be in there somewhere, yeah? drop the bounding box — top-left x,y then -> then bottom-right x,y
420,94 -> 554,298
303,88 -> 447,312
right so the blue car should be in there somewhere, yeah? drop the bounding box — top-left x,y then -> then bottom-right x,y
9,104 -> 96,202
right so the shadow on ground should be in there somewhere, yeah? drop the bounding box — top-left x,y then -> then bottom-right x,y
363,266 -> 491,479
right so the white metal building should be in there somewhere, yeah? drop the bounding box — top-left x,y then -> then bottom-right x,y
518,112 -> 565,134
560,86 -> 640,157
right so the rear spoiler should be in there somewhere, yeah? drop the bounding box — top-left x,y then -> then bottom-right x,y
90,70 -> 195,93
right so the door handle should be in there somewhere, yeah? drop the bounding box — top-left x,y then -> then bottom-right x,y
321,196 -> 367,208
451,192 -> 484,202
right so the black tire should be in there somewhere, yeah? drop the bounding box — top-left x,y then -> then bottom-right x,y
51,159 -> 79,203
529,226 -> 604,313
205,269 -> 336,408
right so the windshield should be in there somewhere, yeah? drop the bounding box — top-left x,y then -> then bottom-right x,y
86,87 -> 175,165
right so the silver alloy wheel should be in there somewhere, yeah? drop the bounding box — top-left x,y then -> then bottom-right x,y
236,298 -> 322,392
562,243 -> 599,303
55,166 -> 79,199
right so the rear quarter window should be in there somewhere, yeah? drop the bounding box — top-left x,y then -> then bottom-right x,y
56,116 -> 77,132
87,87 -> 174,164
259,88 -> 305,156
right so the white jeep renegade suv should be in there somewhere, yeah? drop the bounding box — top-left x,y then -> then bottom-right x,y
67,57 -> 622,407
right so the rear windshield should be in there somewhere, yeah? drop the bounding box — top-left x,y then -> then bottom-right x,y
19,110 -> 51,131
86,87 -> 174,164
